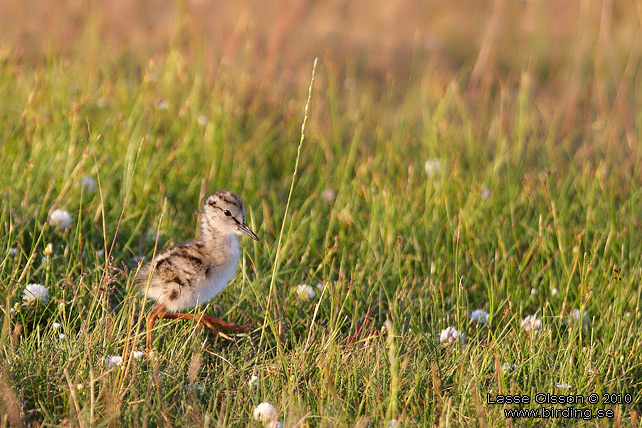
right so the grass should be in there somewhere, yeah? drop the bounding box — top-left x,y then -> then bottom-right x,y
1,6 -> 642,425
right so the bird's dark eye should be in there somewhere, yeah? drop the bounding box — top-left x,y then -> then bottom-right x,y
224,210 -> 232,216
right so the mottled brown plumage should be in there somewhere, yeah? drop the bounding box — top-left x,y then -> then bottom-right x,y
138,191 -> 258,348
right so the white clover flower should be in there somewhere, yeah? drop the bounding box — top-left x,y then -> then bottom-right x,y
59,334 -> 66,340
81,175 -> 96,193
568,309 -> 589,330
197,115 -> 208,126
49,209 -> 72,229
296,284 -> 316,302
132,350 -> 144,359
470,309 -> 489,325
22,283 -> 49,304
520,315 -> 542,333
248,375 -> 259,388
501,363 -> 518,373
388,419 -> 401,428
105,355 -> 124,368
52,322 -> 61,330
439,326 -> 459,344
424,159 -> 443,178
481,187 -> 491,200
321,188 -> 336,202
551,287 -> 558,296
9,248 -> 17,256
556,382 -> 571,389
253,402 -> 278,423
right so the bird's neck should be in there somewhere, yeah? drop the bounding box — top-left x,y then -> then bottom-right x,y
199,219 -> 239,257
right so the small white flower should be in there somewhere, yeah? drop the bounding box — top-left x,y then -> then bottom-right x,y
551,287 -> 558,296
556,382 -> 571,389
9,248 -> 17,256
81,175 -> 96,193
197,115 -> 208,126
22,283 -> 49,304
144,230 -> 158,243
501,363 -> 518,373
388,419 -> 401,428
470,309 -> 489,325
296,284 -> 316,302
44,243 -> 53,256
41,256 -> 50,264
481,187 -> 491,200
188,382 -> 205,394
620,355 -> 624,362
253,402 -> 278,423
625,312 -> 631,318
248,375 -> 259,388
424,159 -> 443,178
9,308 -> 15,314
105,355 -> 124,368
49,209 -> 72,229
267,422 -> 283,428
530,288 -> 537,295
381,324 -> 387,332
568,309 -> 589,330
439,326 -> 459,344
132,350 -> 144,359
155,99 -> 169,110
520,315 -> 542,333
316,282 -> 325,291
52,322 -> 61,330
321,188 -> 336,202
76,384 -> 84,390
59,333 -> 66,340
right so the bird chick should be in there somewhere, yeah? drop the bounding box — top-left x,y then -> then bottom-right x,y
138,190 -> 258,348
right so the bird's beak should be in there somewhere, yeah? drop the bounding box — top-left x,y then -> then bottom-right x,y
238,223 -> 259,241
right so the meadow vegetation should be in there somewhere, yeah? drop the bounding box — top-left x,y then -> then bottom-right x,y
1,0 -> 641,426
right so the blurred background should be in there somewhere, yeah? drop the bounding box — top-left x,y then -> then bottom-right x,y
1,0 -> 640,153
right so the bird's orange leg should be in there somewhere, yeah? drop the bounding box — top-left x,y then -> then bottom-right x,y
146,303 -> 166,351
147,305 -> 249,347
